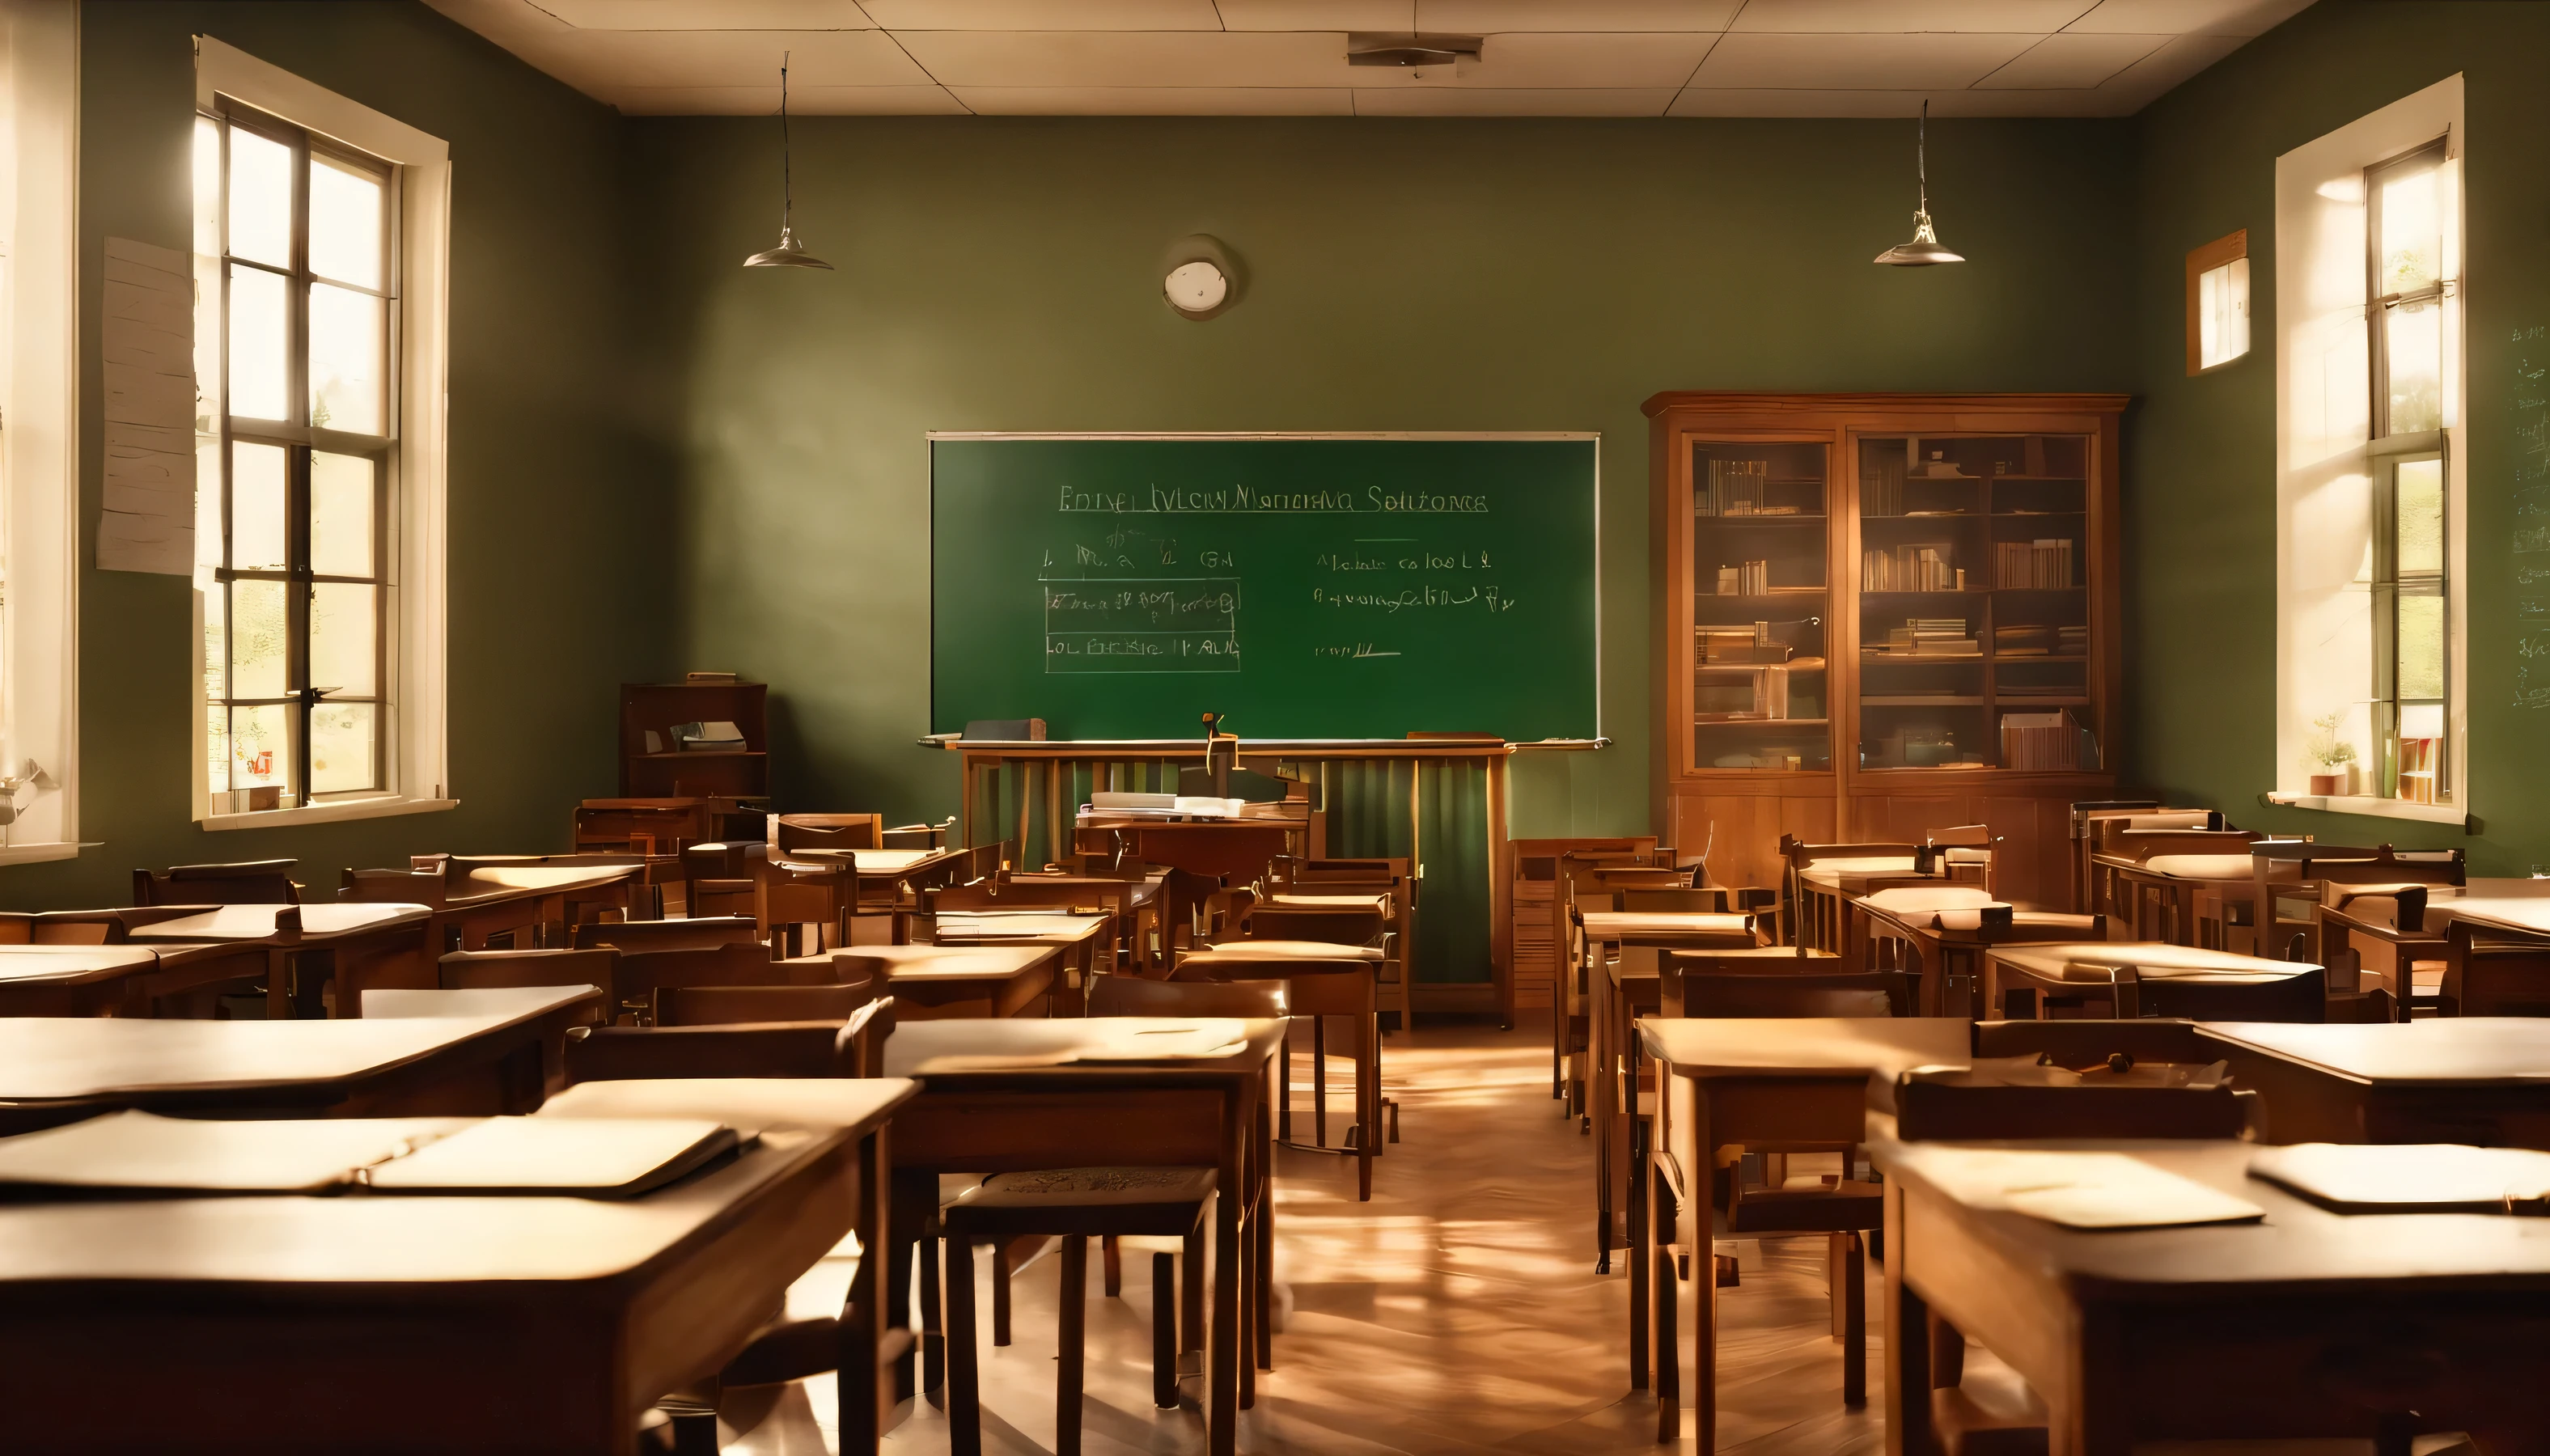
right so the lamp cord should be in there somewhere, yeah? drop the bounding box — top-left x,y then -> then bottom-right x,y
781,50 -> 794,233
1917,99 -> 1929,217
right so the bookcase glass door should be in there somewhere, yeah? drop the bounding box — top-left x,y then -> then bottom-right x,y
1690,439 -> 1831,771
1854,434 -> 2098,771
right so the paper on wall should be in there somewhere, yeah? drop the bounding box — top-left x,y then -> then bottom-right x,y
96,236 -> 196,574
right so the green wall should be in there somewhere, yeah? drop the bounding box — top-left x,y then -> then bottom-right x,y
2129,0 -> 2550,871
629,113 -> 2139,836
1,1 -> 673,909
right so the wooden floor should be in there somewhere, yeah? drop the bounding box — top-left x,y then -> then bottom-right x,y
701,1022 -> 1887,1455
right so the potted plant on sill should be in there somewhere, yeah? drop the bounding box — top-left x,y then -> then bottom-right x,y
2306,715 -> 2359,796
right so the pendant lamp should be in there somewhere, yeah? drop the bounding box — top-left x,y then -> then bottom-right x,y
743,52 -> 832,270
1874,100 -> 1963,267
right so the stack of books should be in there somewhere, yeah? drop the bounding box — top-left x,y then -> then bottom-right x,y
673,720 -> 748,752
1698,624 -> 1790,665
1862,544 -> 1958,591
2398,735 -> 2442,804
1993,539 -> 2075,588
1862,449 -> 1906,516
2057,624 -> 2089,654
1993,624 -> 2055,656
1714,560 -> 1773,595
2001,709 -> 2096,770
1699,459 -> 1768,517
1883,620 -> 1980,657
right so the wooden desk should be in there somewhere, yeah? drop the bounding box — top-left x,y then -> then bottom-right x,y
2196,1018 -> 2550,1147
1579,910 -> 1758,950
536,1077 -> 920,1454
2421,879 -> 2550,938
929,912 -> 1109,1012
0,984 -> 599,1133
0,946 -> 170,1018
0,1084 -> 913,1454
1792,856 -> 1921,953
1638,1016 -> 1968,1450
1075,811 -> 1307,884
880,1018 -> 1284,1456
1880,1134 -> 2550,1456
1180,938 -> 1383,964
128,903 -> 433,1019
1984,941 -> 2323,1022
2103,850 -> 2255,945
1857,893 -> 2101,1018
795,943 -> 1059,1021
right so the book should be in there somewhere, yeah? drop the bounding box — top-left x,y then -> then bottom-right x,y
1698,458 -> 1768,518
674,719 -> 747,751
363,1116 -> 740,1197
1862,544 -> 1957,592
684,671 -> 743,685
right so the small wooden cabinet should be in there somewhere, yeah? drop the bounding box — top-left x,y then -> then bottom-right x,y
619,680 -> 770,801
1646,393 -> 2129,907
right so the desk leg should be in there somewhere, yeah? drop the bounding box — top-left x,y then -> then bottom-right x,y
840,1125 -> 891,1456
1883,1181 -> 1932,1456
945,1232 -> 983,1456
1653,1149 -> 1680,1441
1211,1094 -> 1244,1456
2057,1309 -> 2131,1456
1627,1085 -> 1650,1390
1254,1083 -> 1274,1373
1693,1088 -> 1718,1456
889,1170 -> 934,1406
1593,975 -> 1613,1272
265,946 -> 292,1020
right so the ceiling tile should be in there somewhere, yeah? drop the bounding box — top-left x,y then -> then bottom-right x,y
1216,1 -> 1414,29
2063,0 -> 2315,37
611,83 -> 970,113
1730,1 -> 2097,32
1667,84 -> 2120,116
862,0 -> 1222,28
2082,28 -> 2251,92
1456,32 -> 1720,87
536,0 -> 878,28
1417,1 -> 1742,31
509,28 -> 933,88
897,29 -> 1361,86
1974,30 -> 2166,87
947,86 -> 1357,113
1353,86 -> 1679,115
421,0 -> 573,44
1690,32 -> 2040,89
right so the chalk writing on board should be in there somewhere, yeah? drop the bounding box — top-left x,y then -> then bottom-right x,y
1057,483 -> 1491,515
1311,585 -> 1519,614
1041,574 -> 1241,675
2512,332 -> 2550,708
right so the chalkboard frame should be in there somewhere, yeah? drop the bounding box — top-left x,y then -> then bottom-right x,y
926,431 -> 1603,743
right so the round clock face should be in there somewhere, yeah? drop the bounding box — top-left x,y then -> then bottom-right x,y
1165,259 -> 1229,315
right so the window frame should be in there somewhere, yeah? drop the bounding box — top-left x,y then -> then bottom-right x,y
192,35 -> 452,831
2185,228 -> 2250,375
2270,74 -> 2467,827
204,99 -> 396,806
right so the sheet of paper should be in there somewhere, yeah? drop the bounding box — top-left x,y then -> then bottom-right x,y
0,1110 -> 460,1191
96,237 -> 197,575
2250,1142 -> 2550,1211
1913,1148 -> 2265,1230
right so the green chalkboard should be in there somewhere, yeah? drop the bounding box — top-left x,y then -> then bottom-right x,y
930,435 -> 1600,741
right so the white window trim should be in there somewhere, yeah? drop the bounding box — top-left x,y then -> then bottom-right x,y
0,1 -> 80,865
2273,74 -> 2467,827
191,36 -> 451,831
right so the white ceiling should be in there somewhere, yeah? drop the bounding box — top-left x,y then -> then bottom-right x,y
421,0 -> 2316,117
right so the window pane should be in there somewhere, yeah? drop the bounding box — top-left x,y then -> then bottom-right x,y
308,283 -> 383,434
227,265 -> 288,421
230,578 -> 290,699
192,116 -> 221,264
311,701 -> 377,794
194,434 -> 224,573
2199,257 -> 2249,370
310,582 -> 376,697
230,441 -> 290,571
228,703 -> 291,792
311,451 -> 375,578
206,704 -> 231,794
2399,591 -> 2446,701
201,584 -> 228,704
307,155 -> 383,290
2378,159 -> 2441,297
2396,457 -> 2444,575
2385,298 -> 2442,434
227,127 -> 291,269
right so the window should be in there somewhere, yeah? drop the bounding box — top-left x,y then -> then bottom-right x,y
0,0 -> 79,864
2273,75 -> 2464,823
196,106 -> 393,806
2186,229 -> 2249,373
192,37 -> 452,829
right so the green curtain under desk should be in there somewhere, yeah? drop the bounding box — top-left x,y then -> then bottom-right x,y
1295,758 -> 1493,986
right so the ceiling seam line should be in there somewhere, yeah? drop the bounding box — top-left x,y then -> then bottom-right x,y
874,23 -> 972,116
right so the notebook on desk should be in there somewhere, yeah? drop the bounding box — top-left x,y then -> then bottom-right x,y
2249,1143 -> 2550,1213
0,1111 -> 743,1199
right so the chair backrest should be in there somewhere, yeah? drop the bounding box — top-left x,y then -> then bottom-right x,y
659,980 -> 876,1027
573,799 -> 713,854
439,946 -> 618,996
992,875 -> 1135,918
2095,825 -> 2261,861
134,859 -> 300,906
683,840 -> 765,881
615,941 -> 835,1022
773,813 -> 884,853
0,908 -> 201,945
564,1022 -> 850,1081
1244,905 -> 1384,946
1675,969 -> 1908,1018
340,866 -> 447,907
1586,866 -> 1695,893
1088,975 -> 1290,1018
2445,922 -> 2550,1018
2117,963 -> 2326,1022
573,915 -> 763,953
1893,1064 -> 2250,1141
1618,887 -> 1730,913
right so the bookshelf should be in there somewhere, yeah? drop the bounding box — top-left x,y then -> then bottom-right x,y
1646,394 -> 2128,904
618,679 -> 771,801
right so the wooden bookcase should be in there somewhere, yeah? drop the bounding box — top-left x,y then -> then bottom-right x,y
1645,393 -> 2129,907
618,681 -> 770,801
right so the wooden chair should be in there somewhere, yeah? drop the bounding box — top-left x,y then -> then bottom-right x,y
2065,801 -> 2170,912
1267,856 -> 1417,1032
772,813 -> 885,854
571,915 -> 764,954
132,859 -> 299,906
1176,946 -> 1387,1200
2090,824 -> 2264,941
571,798 -> 714,856
1650,966 -> 1896,1428
612,942 -> 840,1023
1777,838 -> 1919,950
2239,844 -> 2464,965
2319,883 -> 2448,1019
2112,962 -> 2326,1021
2442,921 -> 2550,1017
658,980 -> 876,1026
1553,853 -> 1641,1115
435,950 -> 616,1044
757,854 -> 900,957
680,841 -> 763,921
989,874 -> 1142,974
0,907 -> 207,945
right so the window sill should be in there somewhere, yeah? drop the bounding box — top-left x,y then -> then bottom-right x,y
2262,791 -> 2467,828
0,841 -> 82,866
200,796 -> 459,832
